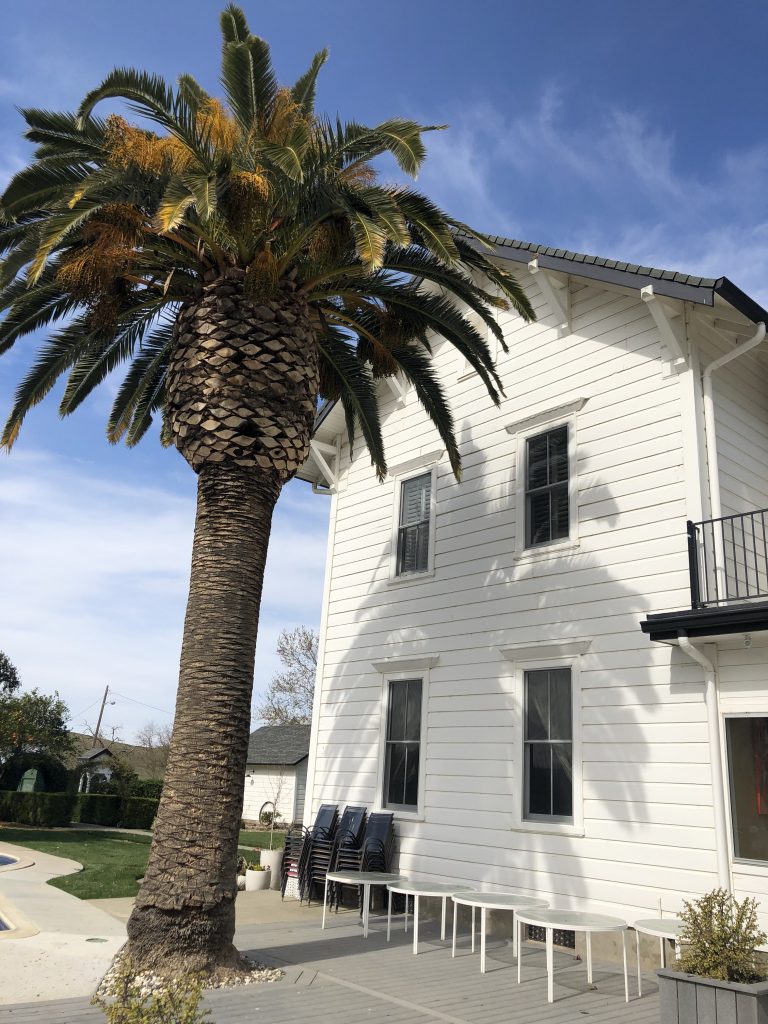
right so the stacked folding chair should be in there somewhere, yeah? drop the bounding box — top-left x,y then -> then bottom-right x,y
330,811 -> 396,913
280,803 -> 338,901
307,804 -> 366,905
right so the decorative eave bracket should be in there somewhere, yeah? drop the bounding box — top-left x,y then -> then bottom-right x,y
527,257 -> 571,334
309,439 -> 339,492
385,373 -> 408,408
640,285 -> 687,374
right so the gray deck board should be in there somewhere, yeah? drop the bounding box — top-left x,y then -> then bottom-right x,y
1,912 -> 660,1024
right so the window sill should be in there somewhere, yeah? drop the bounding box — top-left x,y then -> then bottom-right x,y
512,540 -> 580,565
511,822 -> 584,839
732,858 -> 768,875
386,569 -> 435,588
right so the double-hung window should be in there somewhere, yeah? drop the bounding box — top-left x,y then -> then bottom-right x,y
523,668 -> 573,822
396,472 -> 432,576
383,678 -> 423,810
525,425 -> 569,547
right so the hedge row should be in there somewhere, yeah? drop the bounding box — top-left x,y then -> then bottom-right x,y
0,791 -> 77,827
0,791 -> 159,829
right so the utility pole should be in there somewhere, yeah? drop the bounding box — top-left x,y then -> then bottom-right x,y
93,685 -> 110,745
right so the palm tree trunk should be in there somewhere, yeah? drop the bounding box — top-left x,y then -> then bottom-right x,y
125,460 -> 281,975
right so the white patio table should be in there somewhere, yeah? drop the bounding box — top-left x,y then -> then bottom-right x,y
322,870 -> 404,938
515,908 -> 631,1004
633,917 -> 683,996
386,880 -> 473,954
451,890 -> 549,972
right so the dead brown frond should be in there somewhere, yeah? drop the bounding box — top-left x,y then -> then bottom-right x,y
104,114 -> 192,175
56,203 -> 147,326
339,161 -> 377,186
266,88 -> 303,144
197,98 -> 239,154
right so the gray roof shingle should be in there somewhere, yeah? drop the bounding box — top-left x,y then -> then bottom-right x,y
246,725 -> 311,766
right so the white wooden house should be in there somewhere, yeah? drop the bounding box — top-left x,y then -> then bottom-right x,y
299,235 -> 768,932
242,724 -> 309,826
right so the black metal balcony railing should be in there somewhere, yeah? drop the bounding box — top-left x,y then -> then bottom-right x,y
688,509 -> 768,608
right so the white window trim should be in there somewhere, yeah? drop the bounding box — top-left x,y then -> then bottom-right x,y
388,462 -> 438,583
511,408 -> 581,562
722,710 -> 768,875
505,652 -> 584,837
374,665 -> 431,822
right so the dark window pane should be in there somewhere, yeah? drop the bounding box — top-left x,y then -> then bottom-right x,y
527,435 -> 549,489
404,746 -> 420,806
387,681 -> 407,741
548,427 -> 569,483
397,475 -> 431,575
552,486 -> 570,539
405,679 -> 422,741
549,670 -> 572,740
400,473 -> 431,526
526,744 -> 551,816
525,672 -> 549,740
552,744 -> 573,817
527,492 -> 552,546
726,717 -> 768,863
385,744 -> 407,805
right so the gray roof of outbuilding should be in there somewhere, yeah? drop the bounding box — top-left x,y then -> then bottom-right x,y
246,725 -> 311,766
78,746 -> 113,762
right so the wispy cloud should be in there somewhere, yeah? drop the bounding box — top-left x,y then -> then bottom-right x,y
419,86 -> 768,303
0,451 -> 328,741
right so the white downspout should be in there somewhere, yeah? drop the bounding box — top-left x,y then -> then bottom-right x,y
677,634 -> 731,889
702,322 -> 765,523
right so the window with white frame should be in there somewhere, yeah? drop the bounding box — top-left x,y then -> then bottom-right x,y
525,425 -> 569,547
523,668 -> 573,822
396,472 -> 432,576
383,678 -> 422,810
725,716 -> 768,863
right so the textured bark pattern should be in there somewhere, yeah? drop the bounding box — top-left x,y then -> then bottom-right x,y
167,268 -> 319,480
125,462 -> 280,974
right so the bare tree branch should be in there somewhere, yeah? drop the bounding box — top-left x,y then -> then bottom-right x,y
254,626 -> 318,725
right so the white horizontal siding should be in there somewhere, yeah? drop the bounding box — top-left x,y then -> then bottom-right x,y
242,766 -> 296,824
306,270 -> 756,925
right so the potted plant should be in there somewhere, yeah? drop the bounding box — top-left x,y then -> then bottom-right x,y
659,889 -> 768,1023
244,862 -> 270,892
259,787 -> 285,890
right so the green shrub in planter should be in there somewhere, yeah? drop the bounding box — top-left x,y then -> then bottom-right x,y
679,889 -> 767,984
120,797 -> 159,829
76,793 -> 122,826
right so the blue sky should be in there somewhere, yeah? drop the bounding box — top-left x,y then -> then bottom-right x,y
1,1 -> 767,739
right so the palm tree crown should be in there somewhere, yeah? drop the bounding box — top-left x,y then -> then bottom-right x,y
0,4 -> 533,477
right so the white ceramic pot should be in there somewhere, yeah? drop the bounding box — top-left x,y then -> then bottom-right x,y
245,868 -> 270,892
260,849 -> 283,890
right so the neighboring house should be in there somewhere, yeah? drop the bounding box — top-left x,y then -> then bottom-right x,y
67,732 -> 168,781
77,745 -> 114,792
242,724 -> 310,825
299,235 -> 768,933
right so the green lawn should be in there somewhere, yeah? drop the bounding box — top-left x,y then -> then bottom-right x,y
1,827 -> 267,900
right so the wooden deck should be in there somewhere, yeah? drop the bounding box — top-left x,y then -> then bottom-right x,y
0,908 -> 661,1023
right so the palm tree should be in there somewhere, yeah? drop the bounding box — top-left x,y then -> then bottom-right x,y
0,6 -> 534,975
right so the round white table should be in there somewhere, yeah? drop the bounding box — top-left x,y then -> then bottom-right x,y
386,880 -> 473,954
323,871 -> 404,938
451,891 -> 549,972
634,917 -> 683,996
515,908 -> 631,1004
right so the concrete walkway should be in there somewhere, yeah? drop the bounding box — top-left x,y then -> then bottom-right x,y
0,891 -> 661,1023
0,841 -> 126,1004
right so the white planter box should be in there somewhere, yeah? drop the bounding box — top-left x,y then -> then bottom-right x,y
260,849 -> 284,890
245,868 -> 270,892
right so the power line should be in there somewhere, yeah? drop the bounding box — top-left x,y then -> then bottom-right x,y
109,690 -> 173,717
67,698 -> 102,722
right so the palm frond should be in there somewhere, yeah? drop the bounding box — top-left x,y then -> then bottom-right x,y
291,49 -> 329,114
